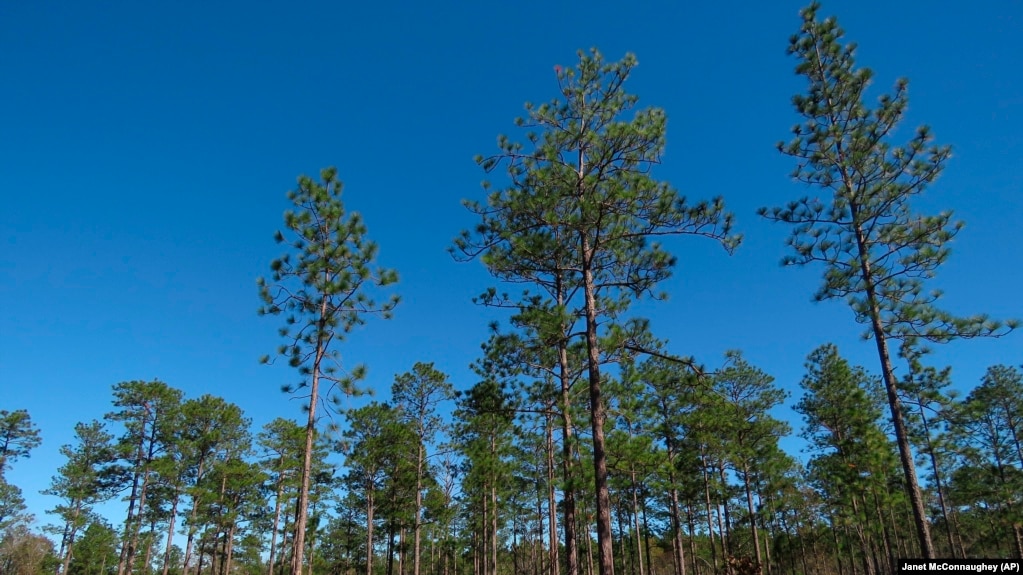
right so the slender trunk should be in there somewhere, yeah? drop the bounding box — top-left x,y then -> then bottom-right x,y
415,442 -> 424,575
293,296 -> 329,575
700,455 -> 718,573
849,496 -> 874,575
161,491 -> 180,575
492,484 -> 499,575
268,471 -> 286,575
183,457 -> 210,575
631,471 -> 645,575
198,536 -> 208,575
57,520 -> 70,575
718,464 -> 733,569
59,500 -> 83,575
143,525 -> 156,575
847,203 -> 934,559
127,441 -> 157,575
118,410 -> 150,575
640,499 -> 653,575
829,514 -> 844,575
578,150 -> 614,575
685,502 -> 699,575
869,486 -> 894,574
741,463 -> 762,570
667,484 -> 686,575
557,274 -> 579,575
225,523 -> 237,575
547,411 -> 560,575
366,490 -> 376,575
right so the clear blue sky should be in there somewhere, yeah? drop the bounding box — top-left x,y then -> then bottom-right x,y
2,0 -> 1020,532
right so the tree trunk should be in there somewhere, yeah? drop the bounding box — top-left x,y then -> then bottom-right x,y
366,490 -> 376,575
580,229 -> 615,575
492,484 -> 499,575
118,410 -> 150,575
557,275 -> 580,575
700,456 -> 718,573
293,296 -> 329,575
631,471 -> 645,575
162,491 -> 181,575
415,442 -> 424,575
849,208 -> 935,559
547,412 -> 560,575
183,456 -> 210,575
268,471 -> 286,575
740,463 -> 762,570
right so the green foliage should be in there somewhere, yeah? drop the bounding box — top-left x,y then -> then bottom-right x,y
761,2 -> 1015,342
43,420 -> 118,571
68,520 -> 119,575
0,477 -> 28,531
258,166 -> 399,401
0,410 -> 41,475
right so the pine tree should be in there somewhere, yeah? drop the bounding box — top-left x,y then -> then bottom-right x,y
0,410 -> 41,475
760,3 -> 1016,557
43,420 -> 118,575
391,362 -> 455,575
259,167 -> 399,575
457,49 -> 739,575
106,380 -> 183,575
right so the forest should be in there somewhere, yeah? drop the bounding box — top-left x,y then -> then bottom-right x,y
2,3 -> 1020,575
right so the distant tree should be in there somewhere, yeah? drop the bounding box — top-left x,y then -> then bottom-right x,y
105,380 -> 183,575
68,521 -> 119,575
257,418 -> 306,575
955,365 -> 1023,556
175,395 -> 251,575
259,167 -> 399,575
760,2 -> 1016,558
43,420 -> 118,575
454,380 -> 516,575
341,403 -> 416,575
458,48 -> 739,575
0,410 -> 41,474
714,351 -> 790,572
0,477 -> 29,531
795,344 -> 899,574
391,362 -> 454,575
0,524 -> 59,575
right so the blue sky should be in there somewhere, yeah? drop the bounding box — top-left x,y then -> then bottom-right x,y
2,0 -> 1020,532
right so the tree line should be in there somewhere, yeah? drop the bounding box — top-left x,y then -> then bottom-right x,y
2,3 -> 1018,575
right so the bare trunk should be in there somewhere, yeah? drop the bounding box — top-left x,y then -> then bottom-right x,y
415,442 -> 424,575
161,491 -> 181,575
118,411 -> 150,575
547,413 -> 560,575
580,229 -> 614,575
183,457 -> 209,575
366,490 -> 376,575
492,484 -> 499,575
59,500 -> 83,575
630,472 -> 644,575
700,455 -> 717,573
224,523 -> 237,575
557,275 -> 579,575
268,471 -> 286,575
740,464 -> 762,571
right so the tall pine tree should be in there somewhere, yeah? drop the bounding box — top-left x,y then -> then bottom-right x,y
259,167 -> 399,575
761,2 -> 1015,557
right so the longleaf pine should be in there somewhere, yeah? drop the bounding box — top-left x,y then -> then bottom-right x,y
459,49 -> 739,575
259,167 -> 399,575
761,2 -> 1016,558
